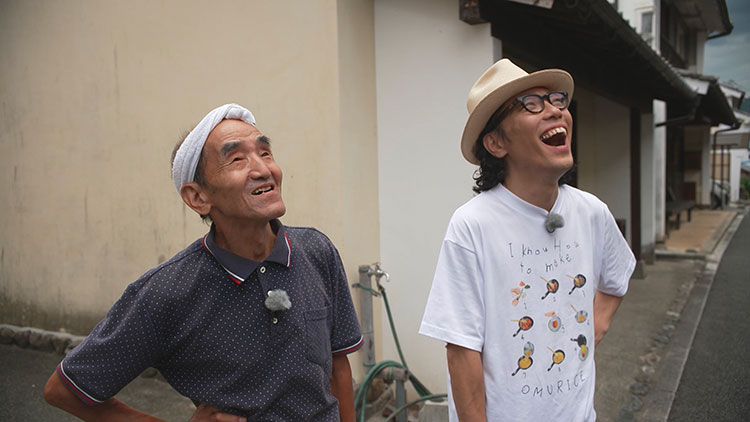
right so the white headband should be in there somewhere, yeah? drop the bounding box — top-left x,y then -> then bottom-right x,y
171,103 -> 256,193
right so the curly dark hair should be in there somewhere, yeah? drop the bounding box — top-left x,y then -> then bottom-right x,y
472,130 -> 507,194
472,104 -> 512,194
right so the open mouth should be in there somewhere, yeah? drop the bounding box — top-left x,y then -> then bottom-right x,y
540,127 -> 567,147
251,186 -> 274,195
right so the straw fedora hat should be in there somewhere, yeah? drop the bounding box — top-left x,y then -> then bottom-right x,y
461,59 -> 574,165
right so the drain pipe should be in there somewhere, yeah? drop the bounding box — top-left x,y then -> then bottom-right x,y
357,265 -> 378,369
655,114 -> 696,127
655,97 -> 700,128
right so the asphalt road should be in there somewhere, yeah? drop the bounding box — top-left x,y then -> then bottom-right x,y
0,343 -> 195,421
668,211 -> 750,421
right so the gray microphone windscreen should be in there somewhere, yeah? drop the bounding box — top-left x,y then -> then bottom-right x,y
545,213 -> 565,233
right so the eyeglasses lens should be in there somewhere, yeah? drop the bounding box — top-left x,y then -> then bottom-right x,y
548,92 -> 568,109
519,91 -> 568,113
521,97 -> 544,113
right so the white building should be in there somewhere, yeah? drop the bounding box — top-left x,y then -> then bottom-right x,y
711,83 -> 750,204
374,0 -> 731,394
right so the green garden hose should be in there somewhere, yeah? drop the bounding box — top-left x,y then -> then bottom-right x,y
352,280 -> 446,422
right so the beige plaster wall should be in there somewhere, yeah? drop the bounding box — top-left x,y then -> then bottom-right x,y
0,0 -> 379,346
334,0 -> 380,377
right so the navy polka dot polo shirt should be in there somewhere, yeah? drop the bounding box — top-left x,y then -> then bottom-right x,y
57,220 -> 363,421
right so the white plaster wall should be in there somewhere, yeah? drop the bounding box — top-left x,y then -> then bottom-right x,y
640,112 -> 656,258
695,31 -> 707,73
375,0 -> 491,394
574,88 -> 632,240
730,149 -> 749,201
617,0 -> 656,47
616,0 -> 637,26
653,100 -> 667,241
701,129 -> 713,205
617,0 -> 655,28
619,0 -> 664,245
653,0 -> 662,52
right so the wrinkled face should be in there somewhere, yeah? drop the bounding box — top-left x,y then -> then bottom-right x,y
199,119 -> 286,225
493,87 -> 574,182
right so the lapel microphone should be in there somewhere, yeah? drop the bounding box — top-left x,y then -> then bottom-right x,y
545,213 -> 565,233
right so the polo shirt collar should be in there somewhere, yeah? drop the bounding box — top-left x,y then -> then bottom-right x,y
201,219 -> 292,284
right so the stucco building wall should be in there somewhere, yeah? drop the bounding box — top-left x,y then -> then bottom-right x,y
575,88 -> 633,240
0,0 -> 380,363
374,0 -> 492,393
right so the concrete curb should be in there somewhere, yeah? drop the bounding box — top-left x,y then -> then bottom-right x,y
0,324 -> 166,381
613,259 -> 703,422
629,207 -> 747,422
0,324 -> 85,355
653,250 -> 706,260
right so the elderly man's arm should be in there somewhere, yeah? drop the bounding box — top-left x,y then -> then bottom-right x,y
446,343 -> 487,422
45,371 -> 247,422
331,354 -> 355,422
593,290 -> 624,345
43,372 -> 165,422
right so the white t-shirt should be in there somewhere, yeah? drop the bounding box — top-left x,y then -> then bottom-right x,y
420,183 -> 635,422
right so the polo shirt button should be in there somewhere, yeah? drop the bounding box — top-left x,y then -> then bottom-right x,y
272,317 -> 279,324
260,266 -> 266,274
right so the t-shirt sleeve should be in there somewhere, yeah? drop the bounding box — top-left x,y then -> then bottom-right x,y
419,220 -> 485,352
57,281 -> 159,406
596,204 -> 636,297
326,240 -> 363,356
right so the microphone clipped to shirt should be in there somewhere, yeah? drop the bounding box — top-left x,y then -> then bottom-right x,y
545,213 -> 565,233
265,289 -> 292,312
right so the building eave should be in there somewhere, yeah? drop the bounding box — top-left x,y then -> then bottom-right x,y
480,0 -> 698,111
679,70 -> 739,126
706,0 -> 734,39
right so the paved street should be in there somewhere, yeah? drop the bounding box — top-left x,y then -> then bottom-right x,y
0,207 -> 746,421
667,210 -> 750,421
0,343 -> 195,421
594,258 -> 702,422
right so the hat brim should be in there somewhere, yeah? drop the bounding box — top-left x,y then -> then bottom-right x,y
461,69 -> 574,165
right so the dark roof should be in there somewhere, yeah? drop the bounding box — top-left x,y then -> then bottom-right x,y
676,69 -> 737,126
481,0 -> 698,111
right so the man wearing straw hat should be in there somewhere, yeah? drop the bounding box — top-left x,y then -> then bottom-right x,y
43,104 -> 363,422
420,59 -> 635,421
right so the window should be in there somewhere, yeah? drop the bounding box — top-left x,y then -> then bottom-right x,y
640,10 -> 654,46
641,11 -> 653,35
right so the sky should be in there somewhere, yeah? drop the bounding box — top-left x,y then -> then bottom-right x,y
704,0 -> 750,92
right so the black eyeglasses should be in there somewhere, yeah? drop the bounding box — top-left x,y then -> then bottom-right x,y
481,91 -> 570,137
511,91 -> 569,114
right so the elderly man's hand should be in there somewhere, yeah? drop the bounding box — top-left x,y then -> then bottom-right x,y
189,403 -> 246,422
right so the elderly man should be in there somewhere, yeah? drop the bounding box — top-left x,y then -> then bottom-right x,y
419,59 -> 635,421
44,104 -> 363,421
